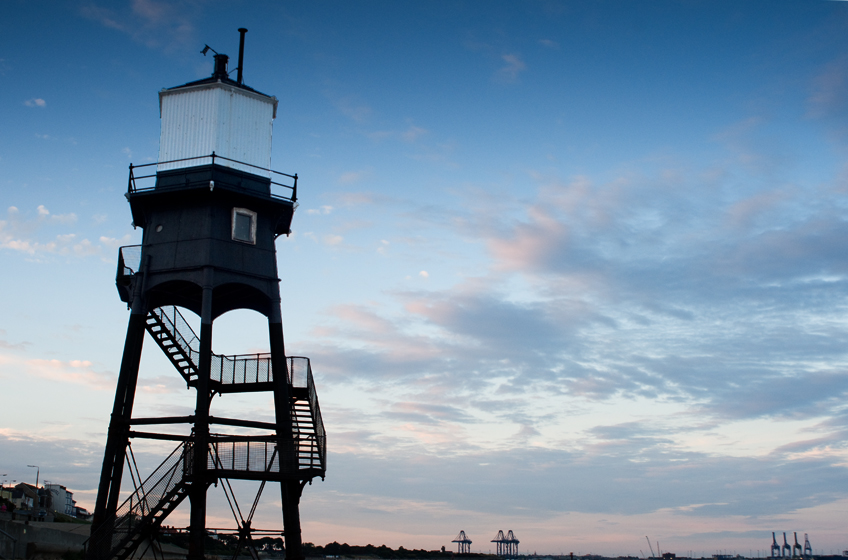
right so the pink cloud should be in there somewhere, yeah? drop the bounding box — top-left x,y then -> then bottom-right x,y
487,206 -> 570,271
23,357 -> 115,390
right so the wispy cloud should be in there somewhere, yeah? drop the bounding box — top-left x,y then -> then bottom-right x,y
0,205 -> 114,257
338,169 -> 372,185
79,0 -> 197,52
495,54 -> 526,83
332,96 -> 372,123
307,205 -> 334,215
0,354 -> 116,391
368,123 -> 429,143
24,98 -> 46,108
807,55 -> 848,120
402,125 -> 428,143
294,139 -> 848,504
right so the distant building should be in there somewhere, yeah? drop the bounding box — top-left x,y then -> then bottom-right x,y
9,483 -> 38,511
45,484 -> 76,516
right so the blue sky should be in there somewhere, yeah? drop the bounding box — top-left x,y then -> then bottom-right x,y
3,0 -> 848,556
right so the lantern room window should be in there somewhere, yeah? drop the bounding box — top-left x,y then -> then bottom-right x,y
232,208 -> 257,244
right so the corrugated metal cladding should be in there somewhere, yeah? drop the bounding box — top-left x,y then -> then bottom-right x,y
158,82 -> 277,176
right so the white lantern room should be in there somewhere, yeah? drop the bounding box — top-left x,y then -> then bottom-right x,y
158,80 -> 278,176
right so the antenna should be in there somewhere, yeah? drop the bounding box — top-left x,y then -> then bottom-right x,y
237,28 -> 247,85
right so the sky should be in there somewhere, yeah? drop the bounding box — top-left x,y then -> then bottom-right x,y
2,0 -> 848,556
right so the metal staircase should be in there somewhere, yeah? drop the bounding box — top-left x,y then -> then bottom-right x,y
144,305 -> 326,473
87,442 -> 194,560
291,358 -> 325,472
146,307 -> 199,384
88,302 -> 326,559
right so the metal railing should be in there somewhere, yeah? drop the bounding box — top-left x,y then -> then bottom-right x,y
151,306 -> 201,371
150,306 -> 313,385
209,355 -> 325,470
87,442 -> 190,558
117,245 -> 142,278
127,153 -> 297,201
208,435 -> 321,473
209,439 -> 283,473
291,357 -> 326,470
212,352 -> 272,384
139,305 -> 326,471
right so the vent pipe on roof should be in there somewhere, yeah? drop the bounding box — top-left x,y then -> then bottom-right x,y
212,54 -> 229,79
237,28 -> 247,85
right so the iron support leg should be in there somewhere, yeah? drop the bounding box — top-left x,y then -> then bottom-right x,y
281,480 -> 304,560
189,283 -> 213,560
88,308 -> 146,560
268,316 -> 303,560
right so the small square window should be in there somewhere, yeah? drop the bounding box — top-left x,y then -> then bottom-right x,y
232,208 -> 257,244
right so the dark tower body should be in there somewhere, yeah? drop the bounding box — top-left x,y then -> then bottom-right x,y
87,50 -> 325,560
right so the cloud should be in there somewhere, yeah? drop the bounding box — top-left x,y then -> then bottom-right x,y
338,169 -> 372,185
308,438 -> 848,524
384,401 -> 475,425
538,39 -> 559,49
495,54 -> 526,83
0,205 -> 112,257
138,374 -> 186,394
401,126 -> 428,143
333,192 -> 383,206
0,432 -> 187,510
79,0 -> 197,52
367,130 -> 395,141
99,234 -> 134,251
368,124 -> 429,144
332,96 -> 372,123
50,213 -> 78,226
807,55 -> 848,120
0,354 -> 115,391
0,431 -> 103,493
0,330 -> 29,350
307,205 -> 334,215
24,98 -> 46,108
296,147 -> 848,481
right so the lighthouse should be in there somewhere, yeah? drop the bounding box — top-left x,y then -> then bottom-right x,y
87,30 -> 325,560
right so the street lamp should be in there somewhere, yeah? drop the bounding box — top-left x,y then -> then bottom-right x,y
27,465 -> 39,488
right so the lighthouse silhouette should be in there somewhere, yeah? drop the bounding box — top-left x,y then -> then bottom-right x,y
87,29 -> 325,560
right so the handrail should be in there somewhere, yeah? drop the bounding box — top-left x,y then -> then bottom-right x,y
86,441 -> 190,559
117,245 -> 142,278
114,302 -> 326,472
128,152 -> 297,201
152,306 -> 201,371
304,359 -> 326,469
